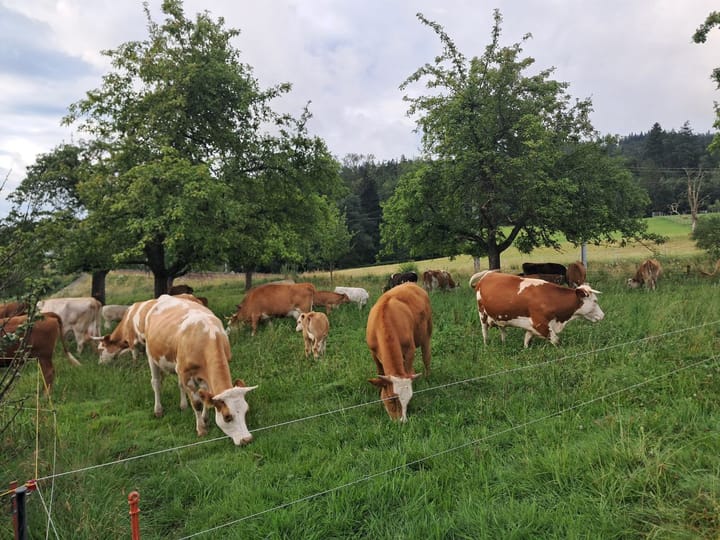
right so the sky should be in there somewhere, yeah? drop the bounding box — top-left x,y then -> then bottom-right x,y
1,0 -> 719,217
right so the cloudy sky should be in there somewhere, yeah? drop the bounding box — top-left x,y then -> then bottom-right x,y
1,0 -> 719,216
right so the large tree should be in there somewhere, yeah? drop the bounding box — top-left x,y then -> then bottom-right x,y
62,0 -> 343,296
382,11 -> 655,270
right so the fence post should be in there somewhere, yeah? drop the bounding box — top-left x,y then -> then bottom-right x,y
12,483 -> 28,540
10,481 -> 18,539
128,491 -> 140,540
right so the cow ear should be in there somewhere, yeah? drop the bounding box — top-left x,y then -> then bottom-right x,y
575,287 -> 589,298
120,339 -> 130,348
234,378 -> 247,387
198,389 -> 214,407
411,373 -> 422,380
368,377 -> 390,388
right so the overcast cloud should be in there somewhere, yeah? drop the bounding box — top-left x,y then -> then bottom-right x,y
1,0 -> 719,217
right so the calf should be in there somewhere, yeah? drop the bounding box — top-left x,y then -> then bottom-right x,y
366,283 -> 432,422
227,282 -> 315,336
295,311 -> 330,359
566,261 -> 587,287
313,290 -> 350,314
470,270 -> 604,348
145,294 -> 257,446
627,258 -> 662,291
0,313 -> 81,393
334,286 -> 369,309
36,297 -> 102,353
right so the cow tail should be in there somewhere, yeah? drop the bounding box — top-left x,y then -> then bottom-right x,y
469,270 -> 494,289
45,312 -> 82,366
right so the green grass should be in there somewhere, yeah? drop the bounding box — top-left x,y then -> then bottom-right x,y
3,220 -> 720,538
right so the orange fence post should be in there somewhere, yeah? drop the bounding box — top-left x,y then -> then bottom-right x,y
128,491 -> 141,540
10,481 -> 18,540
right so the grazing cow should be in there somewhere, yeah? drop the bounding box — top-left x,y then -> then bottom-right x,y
227,282 -> 316,336
627,258 -> 663,291
469,270 -> 604,348
295,311 -> 330,359
334,286 -> 370,309
95,299 -> 157,364
422,270 -> 458,291
382,271 -> 419,292
0,313 -> 81,393
36,297 -> 102,354
313,290 -> 350,314
566,261 -> 587,287
144,294 -> 257,446
366,283 -> 432,422
0,301 -> 28,318
101,304 -> 130,331
169,284 -> 194,295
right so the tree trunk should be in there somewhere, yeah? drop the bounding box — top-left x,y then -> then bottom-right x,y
472,257 -> 481,272
244,270 -> 253,292
91,270 -> 109,304
487,242 -> 501,270
153,273 -> 169,298
144,242 -> 170,298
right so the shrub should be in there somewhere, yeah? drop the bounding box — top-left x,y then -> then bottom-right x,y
691,214 -> 720,259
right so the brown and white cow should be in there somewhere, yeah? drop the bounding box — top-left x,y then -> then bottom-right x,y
469,270 -> 604,348
36,297 -> 102,354
295,311 -> 330,359
382,271 -> 419,292
366,282 -> 432,422
226,282 -> 316,336
422,270 -> 457,291
101,304 -> 130,331
0,313 -> 81,393
313,290 -> 350,314
566,261 -> 587,288
95,299 -> 157,364
145,294 -> 257,446
627,258 -> 662,291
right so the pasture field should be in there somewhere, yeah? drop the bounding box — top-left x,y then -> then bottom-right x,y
2,256 -> 720,539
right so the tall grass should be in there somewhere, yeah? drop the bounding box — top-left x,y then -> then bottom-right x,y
2,258 -> 720,538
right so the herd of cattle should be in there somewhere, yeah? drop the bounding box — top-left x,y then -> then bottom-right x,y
0,258 -> 664,442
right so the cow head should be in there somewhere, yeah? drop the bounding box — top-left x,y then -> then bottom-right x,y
368,374 -> 421,422
574,285 -> 605,322
93,335 -> 131,365
200,380 -> 258,446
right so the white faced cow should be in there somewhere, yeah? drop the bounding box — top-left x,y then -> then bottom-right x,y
469,270 -> 604,348
144,294 -> 257,446
95,299 -> 157,364
366,283 -> 432,422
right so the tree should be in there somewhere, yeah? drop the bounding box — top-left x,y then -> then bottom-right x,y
383,11 -> 656,270
694,11 -> 720,153
692,214 -> 720,259
63,0 -> 343,296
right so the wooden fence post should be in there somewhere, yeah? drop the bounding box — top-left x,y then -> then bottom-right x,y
128,491 -> 141,540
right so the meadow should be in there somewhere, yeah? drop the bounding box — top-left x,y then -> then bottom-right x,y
2,216 -> 720,539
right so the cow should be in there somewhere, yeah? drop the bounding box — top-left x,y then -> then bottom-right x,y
383,271 -> 419,292
518,273 -> 566,285
469,270 -> 604,348
422,270 -> 458,292
295,311 -> 330,359
0,301 -> 28,318
169,284 -> 194,295
144,294 -> 257,446
94,299 -> 157,364
366,283 -> 432,422
101,304 -> 130,331
334,286 -> 370,309
520,262 -> 567,285
566,261 -> 587,287
36,297 -> 102,354
226,282 -> 316,336
627,258 -> 663,291
313,290 -> 350,314
0,312 -> 81,393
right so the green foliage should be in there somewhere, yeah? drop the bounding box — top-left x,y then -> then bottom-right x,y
385,10 -> 654,269
691,214 -> 720,258
4,265 -> 720,538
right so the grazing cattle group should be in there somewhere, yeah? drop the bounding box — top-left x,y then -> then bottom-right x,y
627,258 -> 663,290
1,255 -> 670,435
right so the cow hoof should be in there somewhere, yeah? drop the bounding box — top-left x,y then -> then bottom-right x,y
154,409 -> 164,418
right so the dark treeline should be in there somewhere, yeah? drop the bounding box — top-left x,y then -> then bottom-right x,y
336,122 -> 720,270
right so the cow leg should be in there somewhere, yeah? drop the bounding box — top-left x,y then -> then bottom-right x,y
303,334 -> 312,357
499,327 -> 507,343
190,394 -> 208,437
523,331 -> 534,348
38,359 -> 54,395
148,358 -> 165,417
251,315 -> 260,336
178,377 -> 188,410
479,312 -> 489,345
74,330 -> 84,354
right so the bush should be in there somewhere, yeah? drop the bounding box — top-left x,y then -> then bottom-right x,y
691,214 -> 720,259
